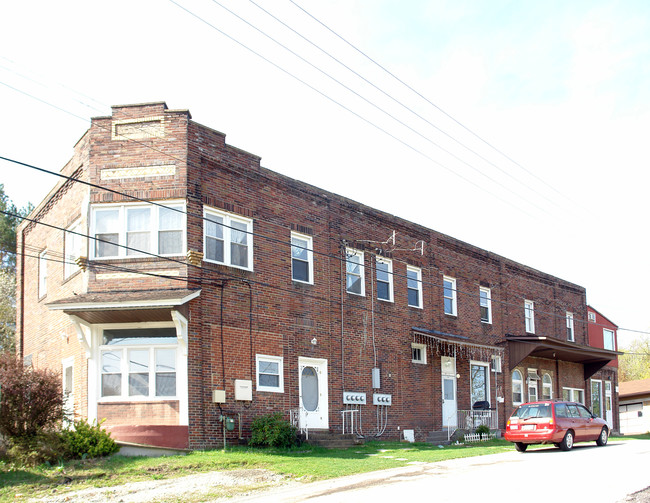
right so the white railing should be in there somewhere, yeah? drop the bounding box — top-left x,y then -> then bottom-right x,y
289,409 -> 308,440
464,432 -> 496,443
457,409 -> 498,430
340,409 -> 357,435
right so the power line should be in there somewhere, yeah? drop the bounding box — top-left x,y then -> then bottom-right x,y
288,0 -> 572,204
249,0 -> 564,212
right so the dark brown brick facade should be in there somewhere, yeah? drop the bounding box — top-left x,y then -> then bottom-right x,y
16,102 -> 618,449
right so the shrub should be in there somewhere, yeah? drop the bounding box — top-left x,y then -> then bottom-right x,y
249,413 -> 297,448
6,431 -> 66,466
61,419 -> 119,459
0,352 -> 63,438
475,424 -> 491,438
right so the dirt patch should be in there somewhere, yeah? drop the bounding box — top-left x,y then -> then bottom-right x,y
29,468 -> 290,503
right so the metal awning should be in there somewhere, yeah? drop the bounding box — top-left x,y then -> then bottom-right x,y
506,334 -> 621,380
413,327 -> 504,361
47,289 -> 201,324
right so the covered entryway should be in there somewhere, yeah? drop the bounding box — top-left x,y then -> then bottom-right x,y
299,357 -> 328,430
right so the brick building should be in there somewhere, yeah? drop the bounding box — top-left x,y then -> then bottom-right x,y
16,102 -> 620,449
587,306 -> 620,432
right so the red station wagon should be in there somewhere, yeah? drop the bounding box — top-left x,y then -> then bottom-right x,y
505,400 -> 609,452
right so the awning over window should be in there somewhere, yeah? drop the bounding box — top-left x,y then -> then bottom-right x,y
506,334 -> 621,380
412,327 -> 504,362
47,289 -> 200,324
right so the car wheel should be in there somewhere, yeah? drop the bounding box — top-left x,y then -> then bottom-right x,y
596,427 -> 608,446
515,442 -> 528,452
559,430 -> 574,451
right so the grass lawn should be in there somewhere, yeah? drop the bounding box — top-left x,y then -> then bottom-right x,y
1,439 -> 514,501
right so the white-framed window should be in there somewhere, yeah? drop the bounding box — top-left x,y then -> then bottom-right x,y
566,312 -> 574,341
470,361 -> 490,406
256,354 -> 284,393
542,373 -> 553,400
64,220 -> 84,279
512,369 -> 523,405
204,206 -> 253,270
411,343 -> 427,364
603,329 -> 615,350
562,387 -> 585,403
443,276 -> 457,316
527,369 -> 539,402
480,287 -> 492,324
588,311 -> 596,322
99,326 -> 178,400
345,248 -> 365,296
406,266 -> 422,308
38,249 -> 47,298
91,201 -> 186,259
376,257 -> 393,302
291,232 -> 313,284
524,300 -> 535,333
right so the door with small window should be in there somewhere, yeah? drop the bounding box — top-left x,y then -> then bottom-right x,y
442,357 -> 457,427
299,357 -> 328,430
605,381 -> 613,428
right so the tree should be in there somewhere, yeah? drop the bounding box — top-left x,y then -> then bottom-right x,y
0,185 -> 32,354
619,337 -> 650,382
0,269 -> 16,353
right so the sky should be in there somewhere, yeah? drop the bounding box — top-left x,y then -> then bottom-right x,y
1,0 -> 649,346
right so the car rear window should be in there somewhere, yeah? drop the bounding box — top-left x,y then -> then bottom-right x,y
512,403 -> 552,419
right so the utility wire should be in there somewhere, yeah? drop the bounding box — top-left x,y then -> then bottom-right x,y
205,0 -> 548,215
167,0 -> 535,217
288,0 -> 572,203
249,0 -> 564,211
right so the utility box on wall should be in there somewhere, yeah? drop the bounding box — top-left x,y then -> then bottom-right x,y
234,379 -> 252,401
212,389 -> 226,403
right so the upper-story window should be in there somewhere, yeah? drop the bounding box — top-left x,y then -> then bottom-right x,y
345,248 -> 364,296
376,257 -> 393,302
91,202 -> 185,259
64,220 -> 83,279
407,266 -> 422,308
588,311 -> 596,322
603,329 -> 615,350
479,287 -> 492,323
204,206 -> 253,270
524,300 -> 535,333
443,276 -> 457,316
38,249 -> 47,298
291,232 -> 313,284
566,312 -> 575,341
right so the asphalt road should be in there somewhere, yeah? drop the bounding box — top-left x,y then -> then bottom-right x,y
229,440 -> 650,502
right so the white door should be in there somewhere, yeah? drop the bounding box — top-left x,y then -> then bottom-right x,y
299,357 -> 328,429
62,357 -> 74,425
441,356 -> 457,427
605,381 -> 613,428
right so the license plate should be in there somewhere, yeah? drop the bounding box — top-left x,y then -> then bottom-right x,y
522,424 -> 535,431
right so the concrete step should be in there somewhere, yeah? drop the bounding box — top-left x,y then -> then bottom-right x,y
303,430 -> 362,449
426,430 -> 452,445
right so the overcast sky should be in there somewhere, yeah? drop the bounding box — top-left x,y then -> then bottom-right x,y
1,0 -> 648,345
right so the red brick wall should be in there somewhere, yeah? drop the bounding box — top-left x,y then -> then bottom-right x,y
17,102 -> 592,448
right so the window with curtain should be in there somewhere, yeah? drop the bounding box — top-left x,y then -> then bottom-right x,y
92,202 -> 185,258
204,206 -> 253,270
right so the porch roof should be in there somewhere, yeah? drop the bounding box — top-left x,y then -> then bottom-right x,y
47,289 -> 200,324
505,334 -> 621,380
412,327 -> 504,361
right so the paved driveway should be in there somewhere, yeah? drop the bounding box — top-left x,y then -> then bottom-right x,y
228,440 -> 650,502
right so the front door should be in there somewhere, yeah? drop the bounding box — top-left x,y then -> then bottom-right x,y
441,356 -> 457,427
299,357 -> 328,429
605,381 -> 613,428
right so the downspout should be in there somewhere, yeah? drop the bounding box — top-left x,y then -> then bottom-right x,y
19,227 -> 26,360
